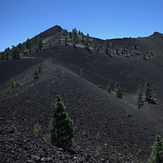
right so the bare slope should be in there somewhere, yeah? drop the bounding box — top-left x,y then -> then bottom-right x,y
1,25 -> 163,162
1,60 -> 163,162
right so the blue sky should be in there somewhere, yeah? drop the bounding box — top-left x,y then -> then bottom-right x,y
0,0 -> 163,52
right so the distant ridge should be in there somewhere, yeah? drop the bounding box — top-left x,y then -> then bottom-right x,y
150,31 -> 163,38
41,25 -> 62,39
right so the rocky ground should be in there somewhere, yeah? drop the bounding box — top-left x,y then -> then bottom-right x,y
0,59 -> 163,163
1,26 -> 163,162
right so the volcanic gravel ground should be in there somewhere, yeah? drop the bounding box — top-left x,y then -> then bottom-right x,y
1,60 -> 163,162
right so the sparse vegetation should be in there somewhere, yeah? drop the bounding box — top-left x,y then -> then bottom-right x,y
38,65 -> 42,73
121,45 -> 125,53
106,83 -> 111,93
136,85 -> 144,109
126,109 -> 130,116
115,47 -> 118,53
45,95 -> 74,149
8,120 -> 11,123
97,132 -> 101,139
34,123 -> 41,135
6,86 -> 10,93
142,51 -> 145,59
138,149 -> 142,154
10,125 -> 17,131
115,82 -> 122,98
49,58 -> 53,63
10,77 -> 15,88
115,85 -> 122,98
15,79 -> 20,87
148,134 -> 163,162
34,69 -> 39,79
143,78 -> 152,101
98,85 -> 103,89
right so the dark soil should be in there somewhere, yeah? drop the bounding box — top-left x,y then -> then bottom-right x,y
1,25 -> 163,162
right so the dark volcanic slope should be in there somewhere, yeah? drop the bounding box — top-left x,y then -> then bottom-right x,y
1,25 -> 163,162
0,60 -> 163,162
0,58 -> 41,88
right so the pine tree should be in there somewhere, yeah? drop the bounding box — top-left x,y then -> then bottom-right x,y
148,134 -> 163,163
34,70 -> 39,79
69,32 -> 72,39
10,77 -> 15,88
115,47 -> 118,54
121,45 -> 125,53
115,82 -> 119,92
38,38 -> 43,50
106,83 -> 111,93
15,79 -> 20,87
142,51 -> 145,59
73,37 -> 76,46
26,38 -> 30,49
38,65 -> 42,73
144,78 -> 152,101
80,32 -> 85,43
115,85 -> 122,98
80,68 -> 83,78
5,51 -> 9,60
12,47 -> 20,59
65,33 -> 67,45
136,85 -> 144,109
45,95 -> 74,149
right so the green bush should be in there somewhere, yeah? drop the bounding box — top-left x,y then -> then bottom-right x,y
10,77 -> 15,88
148,134 -> 163,162
45,95 -> 74,149
136,85 -> 144,109
49,58 -> 53,63
38,65 -> 42,73
10,125 -> 17,131
115,85 -> 122,98
34,123 -> 41,135
34,69 -> 39,79
15,79 -> 20,87
97,132 -> 101,139
106,83 -> 111,93
6,87 -> 10,93
98,85 -> 103,89
126,109 -> 130,115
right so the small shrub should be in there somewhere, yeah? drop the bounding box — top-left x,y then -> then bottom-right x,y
8,120 -> 11,123
6,87 -> 10,93
130,155 -> 133,158
10,77 -> 15,88
49,58 -> 53,63
134,144 -> 137,147
73,126 -> 78,131
45,95 -> 74,149
138,149 -> 142,154
38,65 -> 42,73
10,125 -> 17,131
98,85 -> 103,89
15,79 -> 20,87
49,43 -> 51,46
96,146 -> 100,154
34,123 -> 41,135
97,132 -> 101,139
34,69 -> 39,79
126,109 -> 130,115
106,83 -> 111,93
